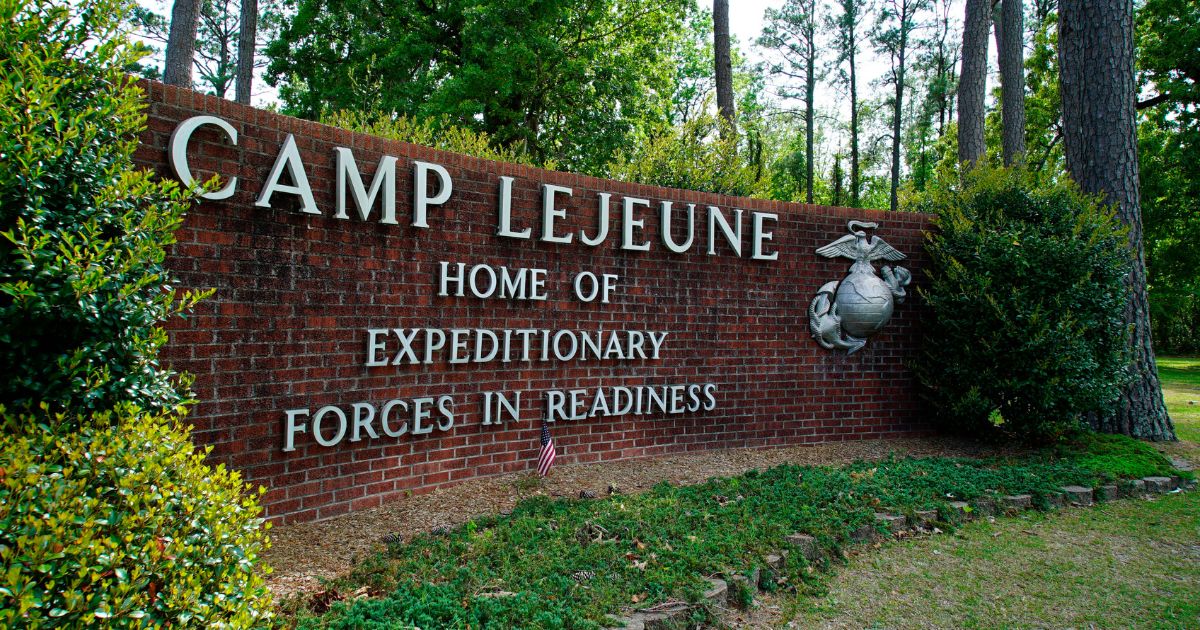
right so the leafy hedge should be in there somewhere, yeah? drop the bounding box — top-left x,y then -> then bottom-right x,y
909,166 -> 1132,441
0,0 -> 274,626
0,406 -> 273,627
0,0 -> 206,422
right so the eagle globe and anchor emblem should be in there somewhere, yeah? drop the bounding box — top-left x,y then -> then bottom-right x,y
809,220 -> 912,354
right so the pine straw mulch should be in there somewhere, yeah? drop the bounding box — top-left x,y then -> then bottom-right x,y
263,436 -> 1027,597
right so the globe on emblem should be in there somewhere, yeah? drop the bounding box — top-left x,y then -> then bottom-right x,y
809,220 -> 913,354
834,271 -> 895,338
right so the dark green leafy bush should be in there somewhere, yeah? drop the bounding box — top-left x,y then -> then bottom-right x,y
0,0 -> 206,423
0,406 -> 274,627
909,166 -> 1132,441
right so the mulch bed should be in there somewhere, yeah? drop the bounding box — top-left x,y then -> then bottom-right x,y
263,436 -> 1026,597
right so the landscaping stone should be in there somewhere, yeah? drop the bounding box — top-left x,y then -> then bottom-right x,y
1061,485 -> 1094,506
640,612 -> 673,630
875,513 -> 908,534
913,509 -> 939,528
786,533 -> 821,563
942,501 -> 973,520
1185,478 -> 1198,491
764,552 -> 787,570
1096,484 -> 1119,502
851,523 -> 881,543
1123,479 -> 1147,496
1001,494 -> 1032,512
1045,492 -> 1068,509
1143,476 -> 1173,493
703,578 -> 728,606
970,497 -> 996,517
606,615 -> 644,630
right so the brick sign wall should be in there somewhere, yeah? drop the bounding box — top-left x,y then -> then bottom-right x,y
135,82 -> 934,524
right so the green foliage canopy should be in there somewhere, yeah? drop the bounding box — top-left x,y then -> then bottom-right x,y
1137,0 -> 1200,353
266,0 -> 691,175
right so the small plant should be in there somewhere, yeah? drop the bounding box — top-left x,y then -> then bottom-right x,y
909,165 -> 1132,442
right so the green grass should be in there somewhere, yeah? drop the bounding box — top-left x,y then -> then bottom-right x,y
1159,356 -> 1200,443
785,490 -> 1200,629
282,435 -> 1184,629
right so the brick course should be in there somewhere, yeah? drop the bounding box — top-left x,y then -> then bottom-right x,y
136,81 -> 934,524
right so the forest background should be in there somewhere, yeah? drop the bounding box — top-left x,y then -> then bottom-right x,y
129,0 -> 1199,355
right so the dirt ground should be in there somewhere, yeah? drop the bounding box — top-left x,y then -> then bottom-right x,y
264,436 -> 1025,597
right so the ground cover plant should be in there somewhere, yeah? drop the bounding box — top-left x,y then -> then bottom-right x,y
283,433 -> 1186,629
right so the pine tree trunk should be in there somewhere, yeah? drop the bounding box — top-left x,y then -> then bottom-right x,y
849,24 -> 860,207
714,0 -> 736,134
806,17 -> 816,204
1059,0 -> 1175,441
164,0 -> 201,87
999,0 -> 1026,164
889,8 -> 907,213
958,0 -> 990,165
235,0 -> 257,104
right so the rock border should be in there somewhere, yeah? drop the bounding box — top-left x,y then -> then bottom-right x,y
603,475 -> 1195,629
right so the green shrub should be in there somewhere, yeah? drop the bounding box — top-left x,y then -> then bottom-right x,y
608,113 -> 763,196
0,0 -> 206,423
0,406 -> 274,627
909,165 -> 1132,442
323,110 -> 546,169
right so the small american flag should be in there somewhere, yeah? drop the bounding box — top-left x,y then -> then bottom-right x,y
537,420 -> 556,477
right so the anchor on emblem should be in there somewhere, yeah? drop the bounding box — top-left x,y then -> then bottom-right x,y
809,220 -> 912,354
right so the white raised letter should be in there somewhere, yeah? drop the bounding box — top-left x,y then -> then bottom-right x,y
621,196 -> 651,251
169,115 -> 238,200
256,134 -> 319,214
581,193 -> 611,246
413,161 -> 452,228
659,202 -> 696,253
334,148 -> 397,224
707,206 -> 743,256
496,176 -> 531,239
541,184 -> 574,244
751,212 -> 779,261
283,409 -> 308,452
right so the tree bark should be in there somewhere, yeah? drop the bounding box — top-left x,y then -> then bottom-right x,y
957,0 -> 990,165
1059,0 -> 1175,440
888,0 -> 910,213
714,0 -> 736,134
164,0 -> 201,87
805,3 -> 816,204
235,0 -> 257,104
999,0 -> 1026,164
843,0 -> 861,207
